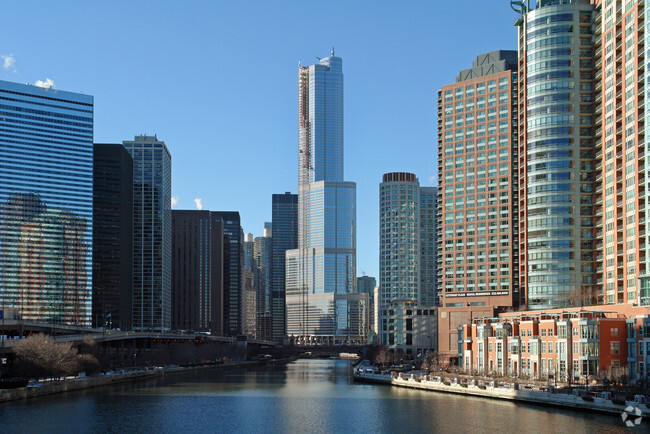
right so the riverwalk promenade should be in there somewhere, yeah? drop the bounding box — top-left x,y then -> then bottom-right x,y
355,370 -> 650,419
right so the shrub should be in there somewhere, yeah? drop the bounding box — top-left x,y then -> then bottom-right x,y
443,381 -> 450,386
478,385 -> 487,390
460,383 -> 468,388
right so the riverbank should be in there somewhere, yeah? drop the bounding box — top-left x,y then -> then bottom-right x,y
0,358 -> 293,403
354,371 -> 650,418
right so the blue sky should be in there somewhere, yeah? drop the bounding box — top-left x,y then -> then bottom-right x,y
1,1 -> 518,279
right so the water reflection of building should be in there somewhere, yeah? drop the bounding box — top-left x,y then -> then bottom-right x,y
0,80 -> 94,326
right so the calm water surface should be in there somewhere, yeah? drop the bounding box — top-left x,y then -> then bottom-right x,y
0,359 -> 637,433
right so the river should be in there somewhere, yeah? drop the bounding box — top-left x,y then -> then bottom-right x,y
0,359 -> 636,433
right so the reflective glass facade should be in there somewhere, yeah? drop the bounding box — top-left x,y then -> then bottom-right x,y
92,144 -> 133,330
519,1 -> 598,309
420,187 -> 439,306
0,80 -> 93,326
287,51 -> 364,342
379,173 -> 420,306
211,211 -> 243,336
123,135 -> 172,331
271,192 -> 298,341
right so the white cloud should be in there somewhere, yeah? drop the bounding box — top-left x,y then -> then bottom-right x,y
194,198 -> 203,211
1,54 -> 16,71
171,196 -> 179,208
35,78 -> 55,89
427,175 -> 436,184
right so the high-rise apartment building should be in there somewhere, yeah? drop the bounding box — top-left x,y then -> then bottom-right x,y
254,226 -> 272,340
123,135 -> 172,331
271,192 -> 298,341
286,50 -> 368,343
379,173 -> 438,354
515,0 -> 600,310
212,211 -> 244,336
380,173 -> 421,305
171,210 -> 224,335
420,187 -> 439,307
436,51 -> 520,360
591,0 -> 646,305
93,143 -> 133,330
0,80 -> 94,326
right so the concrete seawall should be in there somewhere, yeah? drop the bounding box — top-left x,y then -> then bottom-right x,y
0,371 -> 158,403
0,360 -> 274,403
355,372 -> 650,418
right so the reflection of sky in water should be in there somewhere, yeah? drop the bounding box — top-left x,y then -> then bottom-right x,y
0,359 -> 628,433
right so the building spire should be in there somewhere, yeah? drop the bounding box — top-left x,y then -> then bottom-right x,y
331,46 -> 335,57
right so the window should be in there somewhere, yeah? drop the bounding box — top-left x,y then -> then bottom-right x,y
611,327 -> 619,337
610,341 -> 620,355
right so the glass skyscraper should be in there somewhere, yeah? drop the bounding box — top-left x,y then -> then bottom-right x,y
271,192 -> 298,341
0,80 -> 94,326
211,211 -> 244,336
286,50 -> 367,343
516,1 -> 598,309
93,143 -> 133,330
123,135 -> 172,331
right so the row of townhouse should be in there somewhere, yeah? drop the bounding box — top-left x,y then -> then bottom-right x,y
458,305 -> 650,382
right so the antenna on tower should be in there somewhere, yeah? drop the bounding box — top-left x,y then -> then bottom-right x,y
331,46 -> 335,56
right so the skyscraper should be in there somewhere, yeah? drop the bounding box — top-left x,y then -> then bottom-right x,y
516,0 -> 599,310
243,232 -> 256,337
591,0 -> 645,306
357,275 -> 377,340
380,173 -> 421,306
436,51 -> 520,361
171,210 -> 223,336
286,50 -> 367,343
123,135 -> 172,331
93,143 -> 133,330
212,211 -> 244,336
419,187 -> 438,306
379,173 -> 438,354
271,192 -> 298,341
0,80 -> 94,326
254,226 -> 272,340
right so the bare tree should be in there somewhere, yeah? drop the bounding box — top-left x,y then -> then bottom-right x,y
366,345 -> 390,367
421,350 -> 441,372
14,334 -> 79,379
77,353 -> 100,376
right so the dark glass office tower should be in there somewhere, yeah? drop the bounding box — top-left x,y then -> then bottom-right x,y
171,210 -> 224,336
271,193 -> 298,341
212,211 -> 243,336
92,144 -> 133,330
0,80 -> 94,326
123,135 -> 172,331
